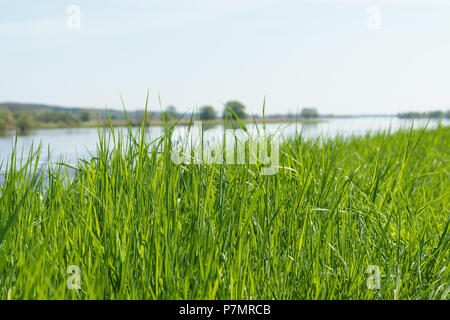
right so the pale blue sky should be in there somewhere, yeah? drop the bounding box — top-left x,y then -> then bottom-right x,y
1,0 -> 450,115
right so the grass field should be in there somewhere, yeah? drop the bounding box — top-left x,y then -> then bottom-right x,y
0,119 -> 448,299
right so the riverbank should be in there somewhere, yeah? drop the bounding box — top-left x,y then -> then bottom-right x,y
37,117 -> 323,129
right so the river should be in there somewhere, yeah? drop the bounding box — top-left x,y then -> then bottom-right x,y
0,117 -> 447,169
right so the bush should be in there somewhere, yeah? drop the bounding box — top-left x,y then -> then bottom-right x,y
16,111 -> 34,133
36,110 -> 80,126
199,106 -> 217,121
79,110 -> 92,122
163,106 -> 178,122
222,101 -> 247,120
133,111 -> 152,126
0,108 -> 15,132
300,108 -> 318,118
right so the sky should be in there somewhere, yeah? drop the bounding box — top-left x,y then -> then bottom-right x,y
1,0 -> 450,115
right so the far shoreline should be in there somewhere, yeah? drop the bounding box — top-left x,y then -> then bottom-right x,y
1,117 -> 326,133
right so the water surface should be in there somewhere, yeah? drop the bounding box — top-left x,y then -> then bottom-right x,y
0,117 -> 447,170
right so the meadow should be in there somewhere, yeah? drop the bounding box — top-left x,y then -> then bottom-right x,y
0,117 -> 448,300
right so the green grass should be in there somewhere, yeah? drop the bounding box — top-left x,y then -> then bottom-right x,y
0,119 -> 448,300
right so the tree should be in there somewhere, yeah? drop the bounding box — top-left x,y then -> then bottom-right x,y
300,107 -> 319,118
429,111 -> 443,118
79,110 -> 91,122
16,111 -> 34,133
35,110 -> 80,125
0,108 -> 15,132
199,106 -> 217,121
164,106 -> 178,121
222,101 -> 247,120
59,111 -> 80,125
134,110 -> 152,126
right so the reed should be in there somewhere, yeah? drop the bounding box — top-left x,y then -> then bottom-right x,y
0,114 -> 448,299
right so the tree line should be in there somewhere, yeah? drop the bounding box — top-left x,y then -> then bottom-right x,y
397,110 -> 450,119
0,100 -> 322,134
172,102 -> 318,121
0,108 -> 92,133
